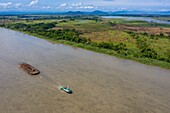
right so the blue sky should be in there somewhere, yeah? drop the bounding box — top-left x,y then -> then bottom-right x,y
0,0 -> 170,12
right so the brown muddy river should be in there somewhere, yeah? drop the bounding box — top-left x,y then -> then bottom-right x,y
0,27 -> 170,113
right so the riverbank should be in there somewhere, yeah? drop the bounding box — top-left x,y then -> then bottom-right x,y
1,16 -> 170,69
8,27 -> 170,70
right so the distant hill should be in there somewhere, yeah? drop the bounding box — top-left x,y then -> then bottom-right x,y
159,11 -> 170,14
62,10 -> 170,16
89,10 -> 108,15
112,10 -> 170,15
65,11 -> 85,15
64,10 -> 108,15
112,10 -> 152,14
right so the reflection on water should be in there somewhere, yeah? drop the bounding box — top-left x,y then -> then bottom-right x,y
0,27 -> 170,113
102,16 -> 170,25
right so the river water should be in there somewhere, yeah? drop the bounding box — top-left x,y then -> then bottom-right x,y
102,16 -> 170,25
0,27 -> 170,113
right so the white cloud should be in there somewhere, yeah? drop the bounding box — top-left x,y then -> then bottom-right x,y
28,0 -> 39,6
118,7 -> 127,10
59,3 -> 67,7
161,9 -> 169,11
72,3 -> 83,7
83,5 -> 95,9
0,2 -> 12,8
57,3 -> 97,10
68,6 -> 73,9
42,6 -> 51,9
15,3 -> 22,8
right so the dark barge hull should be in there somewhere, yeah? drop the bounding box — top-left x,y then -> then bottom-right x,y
18,63 -> 40,75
